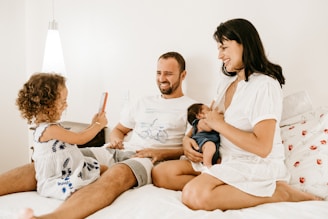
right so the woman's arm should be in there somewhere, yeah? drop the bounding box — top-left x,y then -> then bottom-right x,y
205,110 -> 275,158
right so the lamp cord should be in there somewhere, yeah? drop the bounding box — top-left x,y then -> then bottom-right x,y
52,0 -> 55,21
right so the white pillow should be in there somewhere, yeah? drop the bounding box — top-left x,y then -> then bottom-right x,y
281,90 -> 313,124
281,106 -> 328,200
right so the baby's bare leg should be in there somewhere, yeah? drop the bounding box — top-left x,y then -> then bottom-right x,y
202,142 -> 216,167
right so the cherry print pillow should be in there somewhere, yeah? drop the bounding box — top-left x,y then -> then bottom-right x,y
281,106 -> 328,200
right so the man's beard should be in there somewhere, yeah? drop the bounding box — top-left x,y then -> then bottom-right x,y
159,78 -> 181,95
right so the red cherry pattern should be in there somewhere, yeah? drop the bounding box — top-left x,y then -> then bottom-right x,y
281,109 -> 328,189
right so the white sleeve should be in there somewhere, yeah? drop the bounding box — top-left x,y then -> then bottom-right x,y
247,79 -> 283,126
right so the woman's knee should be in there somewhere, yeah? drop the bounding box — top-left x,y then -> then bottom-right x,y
182,181 -> 212,210
182,182 -> 198,209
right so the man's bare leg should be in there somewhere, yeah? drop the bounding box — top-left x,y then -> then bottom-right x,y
152,160 -> 199,191
20,163 -> 137,219
0,163 -> 36,195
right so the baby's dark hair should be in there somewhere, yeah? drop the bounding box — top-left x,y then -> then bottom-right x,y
187,103 -> 203,125
16,72 -> 66,124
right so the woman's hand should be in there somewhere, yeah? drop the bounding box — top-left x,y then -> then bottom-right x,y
205,109 -> 224,132
183,136 -> 203,163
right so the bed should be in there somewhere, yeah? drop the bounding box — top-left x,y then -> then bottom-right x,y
1,90 -> 328,219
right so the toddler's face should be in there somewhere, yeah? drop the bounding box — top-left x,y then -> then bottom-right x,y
56,85 -> 68,119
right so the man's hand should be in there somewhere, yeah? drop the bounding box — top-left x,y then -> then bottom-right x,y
107,140 -> 124,149
183,136 -> 203,162
134,148 -> 163,163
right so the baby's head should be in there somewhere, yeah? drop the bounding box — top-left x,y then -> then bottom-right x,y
187,103 -> 210,125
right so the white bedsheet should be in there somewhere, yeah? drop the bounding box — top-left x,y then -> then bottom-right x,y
0,184 -> 327,219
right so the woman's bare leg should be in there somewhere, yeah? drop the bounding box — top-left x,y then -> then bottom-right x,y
0,163 -> 36,195
26,163 -> 137,219
152,160 -> 199,191
182,173 -> 320,211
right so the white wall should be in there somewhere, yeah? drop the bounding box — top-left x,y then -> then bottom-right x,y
1,0 -> 328,173
0,0 -> 29,173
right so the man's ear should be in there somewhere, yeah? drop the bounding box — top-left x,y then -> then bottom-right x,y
180,70 -> 187,80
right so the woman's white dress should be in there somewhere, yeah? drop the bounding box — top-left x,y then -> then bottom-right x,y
194,73 -> 290,197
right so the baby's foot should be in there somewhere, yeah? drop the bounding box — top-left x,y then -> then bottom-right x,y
203,161 -> 212,168
18,208 -> 35,219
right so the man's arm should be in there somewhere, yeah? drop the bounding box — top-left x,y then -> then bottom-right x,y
108,123 -> 132,149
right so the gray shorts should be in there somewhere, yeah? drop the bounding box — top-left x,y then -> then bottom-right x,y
80,147 -> 153,187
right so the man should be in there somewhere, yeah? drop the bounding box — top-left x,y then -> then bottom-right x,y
4,51 -> 197,218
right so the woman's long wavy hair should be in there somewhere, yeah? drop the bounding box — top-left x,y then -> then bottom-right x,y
214,18 -> 285,87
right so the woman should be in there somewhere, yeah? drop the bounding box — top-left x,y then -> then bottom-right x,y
152,18 -> 319,210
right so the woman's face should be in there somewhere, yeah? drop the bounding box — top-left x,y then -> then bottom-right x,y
218,40 -> 244,72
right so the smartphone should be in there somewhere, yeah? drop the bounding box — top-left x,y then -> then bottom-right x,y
98,92 -> 108,113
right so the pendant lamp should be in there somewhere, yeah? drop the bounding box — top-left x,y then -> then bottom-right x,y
42,0 -> 66,75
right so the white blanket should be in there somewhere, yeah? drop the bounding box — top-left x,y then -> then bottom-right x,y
0,184 -> 327,219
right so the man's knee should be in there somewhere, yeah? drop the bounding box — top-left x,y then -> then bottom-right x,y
96,163 -> 137,194
121,158 -> 153,187
152,164 -> 165,187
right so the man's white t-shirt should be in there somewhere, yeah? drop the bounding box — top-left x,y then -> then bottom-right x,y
120,95 -> 197,151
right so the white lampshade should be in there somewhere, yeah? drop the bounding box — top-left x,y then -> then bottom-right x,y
42,20 -> 66,75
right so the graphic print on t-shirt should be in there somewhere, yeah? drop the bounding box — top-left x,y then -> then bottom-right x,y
136,118 -> 168,143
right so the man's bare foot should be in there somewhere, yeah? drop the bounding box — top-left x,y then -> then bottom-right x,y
18,208 -> 35,219
275,182 -> 323,202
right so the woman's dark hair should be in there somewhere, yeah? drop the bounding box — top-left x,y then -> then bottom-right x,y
213,18 -> 285,87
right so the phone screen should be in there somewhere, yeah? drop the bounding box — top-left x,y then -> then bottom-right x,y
98,92 -> 108,113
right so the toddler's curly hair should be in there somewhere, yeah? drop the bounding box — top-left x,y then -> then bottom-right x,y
16,73 -> 66,124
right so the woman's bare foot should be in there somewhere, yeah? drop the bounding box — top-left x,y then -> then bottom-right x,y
18,208 -> 35,219
275,182 -> 323,202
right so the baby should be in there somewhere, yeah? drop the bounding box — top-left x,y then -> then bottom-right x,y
187,103 -> 220,167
